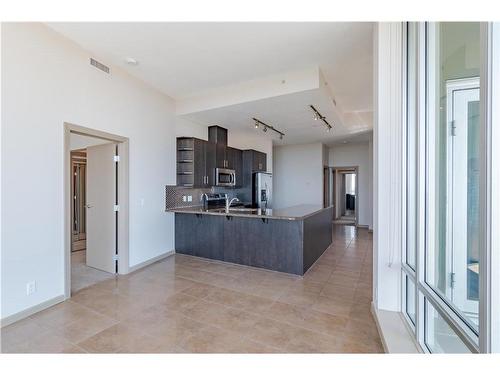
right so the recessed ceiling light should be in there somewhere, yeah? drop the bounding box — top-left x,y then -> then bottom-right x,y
124,57 -> 139,66
342,141 -> 348,144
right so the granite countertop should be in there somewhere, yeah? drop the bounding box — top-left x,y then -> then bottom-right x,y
167,204 -> 331,221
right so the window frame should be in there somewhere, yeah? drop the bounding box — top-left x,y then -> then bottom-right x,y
401,21 -> 496,354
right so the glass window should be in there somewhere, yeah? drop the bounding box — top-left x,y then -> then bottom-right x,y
406,275 -> 416,325
425,22 -> 481,333
424,299 -> 472,353
406,22 -> 418,270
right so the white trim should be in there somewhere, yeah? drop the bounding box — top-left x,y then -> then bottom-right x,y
415,21 -> 427,349
371,303 -> 421,353
64,123 -> 130,299
0,295 -> 65,328
482,22 -> 500,353
489,22 -> 500,354
128,250 -> 175,273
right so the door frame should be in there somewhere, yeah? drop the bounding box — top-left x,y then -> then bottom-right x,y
332,166 -> 359,226
64,122 -> 130,299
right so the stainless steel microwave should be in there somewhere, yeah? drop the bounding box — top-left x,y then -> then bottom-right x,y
215,168 -> 236,187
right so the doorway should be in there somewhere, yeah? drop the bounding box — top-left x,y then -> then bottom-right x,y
64,123 -> 129,298
332,167 -> 358,226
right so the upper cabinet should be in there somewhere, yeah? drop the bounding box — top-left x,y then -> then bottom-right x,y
243,149 -> 267,172
177,137 -> 214,188
176,128 -> 265,189
227,147 -> 243,187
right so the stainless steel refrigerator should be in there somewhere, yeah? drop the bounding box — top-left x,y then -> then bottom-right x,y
253,172 -> 272,209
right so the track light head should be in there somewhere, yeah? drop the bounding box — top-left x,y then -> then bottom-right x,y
252,117 -> 284,140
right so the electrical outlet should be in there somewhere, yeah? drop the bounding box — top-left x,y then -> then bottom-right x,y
182,196 -> 187,202
187,195 -> 192,202
26,281 -> 36,296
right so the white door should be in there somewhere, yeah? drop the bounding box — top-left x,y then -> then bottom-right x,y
86,143 -> 117,274
447,78 -> 480,321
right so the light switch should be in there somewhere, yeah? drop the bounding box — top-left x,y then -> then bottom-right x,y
26,281 -> 36,296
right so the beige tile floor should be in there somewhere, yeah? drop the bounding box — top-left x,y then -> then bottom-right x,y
0,225 -> 383,353
71,250 -> 115,293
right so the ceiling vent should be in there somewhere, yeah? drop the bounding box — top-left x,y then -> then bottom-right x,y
90,58 -> 110,74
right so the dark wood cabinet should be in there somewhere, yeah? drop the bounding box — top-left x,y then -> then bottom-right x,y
215,143 -> 227,168
227,147 -> 242,187
222,217 -> 252,265
174,212 -> 312,275
192,139 -> 206,188
208,126 -> 228,146
205,142 -> 216,187
175,213 -> 224,260
243,149 -> 267,173
254,151 -> 267,172
177,138 -> 264,189
177,138 -> 214,188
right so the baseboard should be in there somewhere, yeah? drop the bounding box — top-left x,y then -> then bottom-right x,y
0,294 -> 65,328
371,302 -> 421,353
128,250 -> 175,273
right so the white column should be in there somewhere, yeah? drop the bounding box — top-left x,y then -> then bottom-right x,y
373,22 -> 404,312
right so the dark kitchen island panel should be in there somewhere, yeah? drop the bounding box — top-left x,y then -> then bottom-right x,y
174,206 -> 333,275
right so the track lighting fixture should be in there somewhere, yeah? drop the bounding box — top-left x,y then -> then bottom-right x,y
310,105 -> 333,132
252,117 -> 285,140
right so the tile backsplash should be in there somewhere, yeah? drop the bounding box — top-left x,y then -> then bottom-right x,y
165,185 -> 246,210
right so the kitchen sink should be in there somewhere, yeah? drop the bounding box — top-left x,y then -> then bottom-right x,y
228,207 -> 259,212
209,207 -> 259,213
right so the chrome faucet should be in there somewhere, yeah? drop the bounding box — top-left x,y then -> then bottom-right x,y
201,193 -> 209,209
225,196 -> 240,211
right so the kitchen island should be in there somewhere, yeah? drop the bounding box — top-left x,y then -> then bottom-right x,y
169,204 -> 333,275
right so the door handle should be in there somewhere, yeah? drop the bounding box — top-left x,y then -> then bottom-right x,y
85,204 -> 92,208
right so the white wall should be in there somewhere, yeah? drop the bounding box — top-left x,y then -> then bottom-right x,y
1,23 -> 177,320
175,117 -> 208,140
273,143 -> 323,209
328,141 -> 373,227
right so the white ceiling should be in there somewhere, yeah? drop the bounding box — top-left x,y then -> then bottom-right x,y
184,87 -> 371,145
47,22 -> 373,111
47,22 -> 374,144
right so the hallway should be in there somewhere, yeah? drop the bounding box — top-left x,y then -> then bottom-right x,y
1,225 -> 382,353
